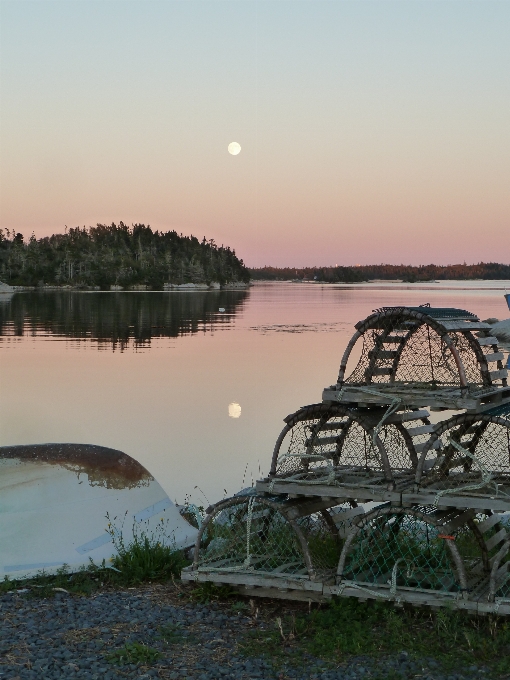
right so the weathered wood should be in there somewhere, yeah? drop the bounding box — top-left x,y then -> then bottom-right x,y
256,479 -> 401,503
369,367 -> 393,376
440,509 -> 476,532
401,491 -> 510,512
181,569 -> 324,591
284,497 -> 345,520
441,321 -> 492,330
484,352 -> 505,363
406,424 -> 435,437
486,528 -> 508,552
236,586 -> 329,603
368,349 -> 398,360
322,387 -> 479,410
477,513 -> 504,534
477,337 -> 499,346
414,440 -> 441,454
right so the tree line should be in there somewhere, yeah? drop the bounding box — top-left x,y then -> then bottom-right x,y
250,262 -> 510,283
0,223 -> 250,289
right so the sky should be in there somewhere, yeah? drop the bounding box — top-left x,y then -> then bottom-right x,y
1,1 -> 509,268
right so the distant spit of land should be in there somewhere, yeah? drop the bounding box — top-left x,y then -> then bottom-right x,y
0,223 -> 250,290
249,263 -> 510,283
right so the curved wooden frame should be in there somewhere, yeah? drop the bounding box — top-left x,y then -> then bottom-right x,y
336,307 -> 495,389
269,403 -> 395,481
192,495 -> 322,581
269,403 -> 424,482
336,504 -> 469,592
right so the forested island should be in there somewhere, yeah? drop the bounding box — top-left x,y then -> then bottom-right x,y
0,223 -> 250,289
250,262 -> 510,283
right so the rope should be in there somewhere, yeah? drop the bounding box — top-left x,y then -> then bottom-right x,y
390,558 -> 415,596
243,496 -> 256,568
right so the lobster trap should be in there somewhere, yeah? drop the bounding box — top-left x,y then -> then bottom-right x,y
182,306 -> 510,614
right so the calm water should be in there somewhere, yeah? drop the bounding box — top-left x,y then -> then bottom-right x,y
1,282 -> 509,505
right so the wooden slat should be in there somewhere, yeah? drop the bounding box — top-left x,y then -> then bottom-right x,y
285,497 -> 344,520
477,336 -> 499,346
484,352 -> 504,363
440,509 -> 476,532
441,321 -> 492,330
485,528 -> 508,552
402,491 -> 510,512
319,422 -> 348,431
312,435 -> 341,446
257,479 -> 401,503
406,424 -> 435,437
368,349 -> 398,360
490,369 -> 508,381
415,440 -> 441,454
477,513 -> 504,534
182,570 -> 323,592
370,367 -> 393,376
237,586 -> 327,603
400,409 -> 430,422
383,409 -> 430,424
322,387 -> 479,410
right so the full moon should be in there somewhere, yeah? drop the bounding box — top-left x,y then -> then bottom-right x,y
228,142 -> 241,155
228,402 -> 241,418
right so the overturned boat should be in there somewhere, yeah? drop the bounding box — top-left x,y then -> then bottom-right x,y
0,443 -> 198,580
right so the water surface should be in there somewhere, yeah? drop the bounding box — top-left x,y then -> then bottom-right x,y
1,282 -> 509,504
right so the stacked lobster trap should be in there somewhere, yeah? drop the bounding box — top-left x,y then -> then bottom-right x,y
182,306 -> 510,615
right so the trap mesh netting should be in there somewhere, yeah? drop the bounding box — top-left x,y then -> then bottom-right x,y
270,404 -> 426,485
416,414 -> 510,497
336,505 -> 501,594
193,495 -> 359,582
338,308 -> 505,389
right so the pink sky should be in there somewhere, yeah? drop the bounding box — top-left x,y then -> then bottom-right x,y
1,1 -> 509,267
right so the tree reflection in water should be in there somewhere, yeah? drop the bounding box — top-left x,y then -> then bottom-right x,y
0,290 -> 249,350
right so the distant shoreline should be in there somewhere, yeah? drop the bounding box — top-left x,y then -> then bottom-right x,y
6,281 -> 251,292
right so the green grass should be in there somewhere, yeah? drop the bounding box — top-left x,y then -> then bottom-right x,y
241,597 -> 510,676
158,623 -> 185,643
106,641 -> 161,665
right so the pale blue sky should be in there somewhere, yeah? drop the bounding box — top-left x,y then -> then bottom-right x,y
1,1 -> 509,266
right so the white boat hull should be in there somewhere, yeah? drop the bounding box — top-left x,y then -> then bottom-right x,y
0,444 -> 198,580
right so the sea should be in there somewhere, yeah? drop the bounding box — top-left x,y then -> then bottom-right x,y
1,280 -> 509,505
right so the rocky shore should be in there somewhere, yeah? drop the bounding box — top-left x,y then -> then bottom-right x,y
0,585 -> 491,680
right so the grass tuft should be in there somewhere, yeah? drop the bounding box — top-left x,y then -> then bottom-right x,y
106,641 -> 161,665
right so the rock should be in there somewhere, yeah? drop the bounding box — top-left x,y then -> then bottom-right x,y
0,280 -> 14,293
490,318 -> 510,342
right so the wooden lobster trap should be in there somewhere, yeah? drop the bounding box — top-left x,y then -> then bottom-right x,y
182,306 -> 510,614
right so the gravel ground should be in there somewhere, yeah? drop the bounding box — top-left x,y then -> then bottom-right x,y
0,585 -> 493,680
